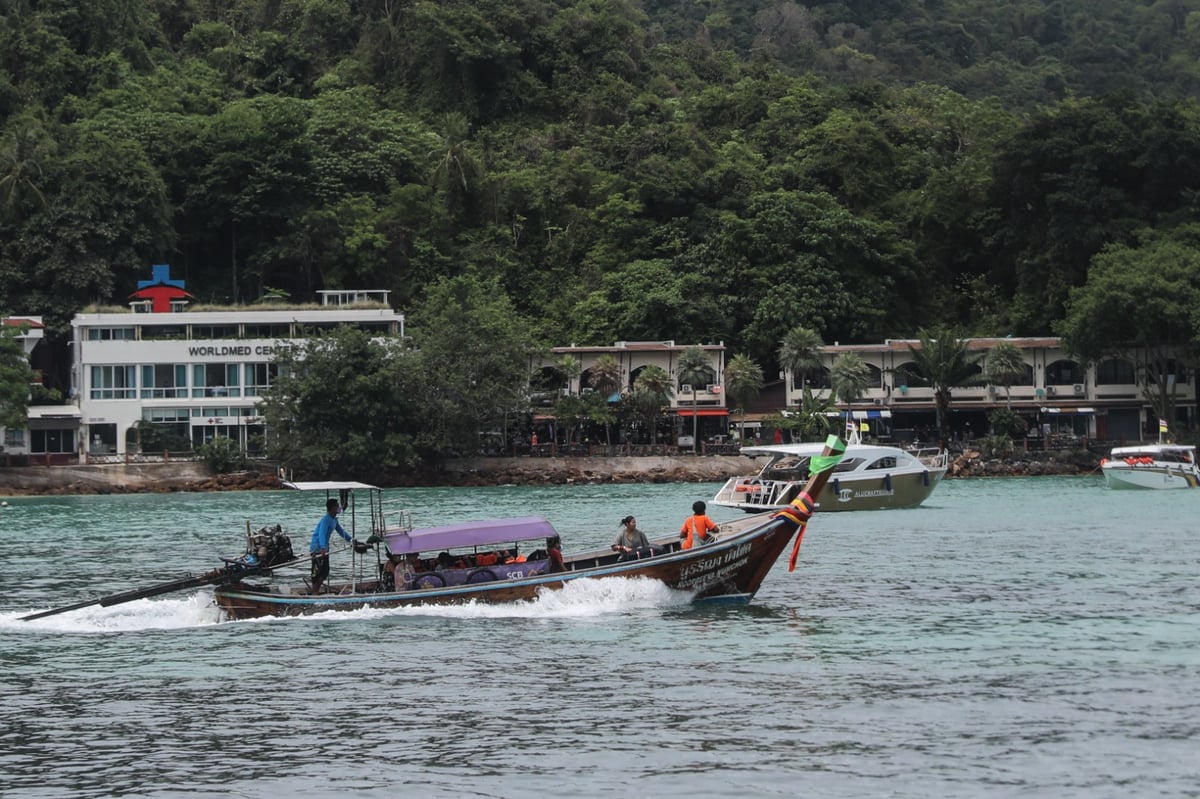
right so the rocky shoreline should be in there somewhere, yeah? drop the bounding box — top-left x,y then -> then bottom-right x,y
0,449 -> 1102,497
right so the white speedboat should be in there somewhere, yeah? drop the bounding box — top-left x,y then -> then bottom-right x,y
712,428 -> 948,512
1101,444 -> 1200,489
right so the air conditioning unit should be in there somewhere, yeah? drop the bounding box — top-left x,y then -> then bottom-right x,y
1073,384 -> 1085,395
559,388 -> 571,397
708,384 -> 721,394
987,384 -> 998,395
581,387 -> 594,395
680,384 -> 693,394
1046,386 -> 1057,396
872,398 -> 885,406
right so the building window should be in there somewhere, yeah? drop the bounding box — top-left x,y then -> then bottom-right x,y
192,363 -> 241,397
87,327 -> 136,341
87,423 -> 117,454
244,363 -> 276,396
1045,360 -> 1084,385
4,428 -> 24,447
244,323 -> 292,338
31,429 -> 76,454
90,365 -> 137,399
1096,358 -> 1135,385
190,324 -> 239,339
140,325 -> 187,341
141,364 -> 188,398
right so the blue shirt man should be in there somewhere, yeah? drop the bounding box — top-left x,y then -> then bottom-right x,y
310,499 -> 352,554
309,498 -> 352,594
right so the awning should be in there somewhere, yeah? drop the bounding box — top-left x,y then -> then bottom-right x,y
676,408 -> 730,417
851,409 -> 892,419
1042,407 -> 1095,414
27,405 -> 82,419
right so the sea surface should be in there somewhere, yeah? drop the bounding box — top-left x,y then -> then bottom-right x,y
1,477 -> 1197,798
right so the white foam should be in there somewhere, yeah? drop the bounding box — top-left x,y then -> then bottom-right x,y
1,592 -> 223,633
234,576 -> 694,624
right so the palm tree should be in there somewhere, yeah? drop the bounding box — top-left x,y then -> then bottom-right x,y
677,346 -> 713,453
723,353 -> 764,442
778,326 -> 824,395
632,365 -> 672,444
588,354 -> 623,445
985,340 -> 1025,408
0,120 -> 54,220
554,354 -> 581,394
831,353 -> 870,440
792,386 -> 836,441
901,327 -> 987,446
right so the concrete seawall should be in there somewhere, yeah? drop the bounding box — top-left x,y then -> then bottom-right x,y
0,450 -> 1096,497
0,455 -> 758,496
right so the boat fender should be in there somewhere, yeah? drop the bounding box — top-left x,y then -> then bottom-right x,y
884,474 -> 892,491
922,470 -> 929,487
832,478 -> 840,495
467,568 -> 498,584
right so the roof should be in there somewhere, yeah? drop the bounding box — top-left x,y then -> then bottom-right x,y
383,516 -> 558,555
282,481 -> 379,491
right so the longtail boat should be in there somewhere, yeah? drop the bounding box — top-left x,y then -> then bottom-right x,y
24,437 -> 845,623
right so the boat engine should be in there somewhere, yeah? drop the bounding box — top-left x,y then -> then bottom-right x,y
246,524 -> 295,567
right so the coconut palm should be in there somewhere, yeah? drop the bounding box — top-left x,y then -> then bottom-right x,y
723,354 -> 763,442
0,120 -> 54,220
677,346 -> 714,453
901,327 -> 987,445
554,354 -> 581,393
588,354 -> 623,445
792,386 -> 836,441
985,340 -> 1025,408
831,352 -> 870,439
632,365 -> 672,444
778,326 -> 824,393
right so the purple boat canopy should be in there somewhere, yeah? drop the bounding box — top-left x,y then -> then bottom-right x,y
382,516 -> 559,555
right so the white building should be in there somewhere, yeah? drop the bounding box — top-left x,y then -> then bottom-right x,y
65,266 -> 404,461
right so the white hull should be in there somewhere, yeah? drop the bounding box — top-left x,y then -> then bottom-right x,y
1102,464 -> 1200,489
713,440 -> 948,512
1102,444 -> 1200,490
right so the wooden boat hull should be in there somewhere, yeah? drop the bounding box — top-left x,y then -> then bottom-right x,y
214,515 -> 800,620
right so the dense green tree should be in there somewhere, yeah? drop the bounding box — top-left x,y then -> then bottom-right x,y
0,321 -> 36,430
259,325 -> 422,479
408,274 -> 539,455
1056,227 -> 1200,435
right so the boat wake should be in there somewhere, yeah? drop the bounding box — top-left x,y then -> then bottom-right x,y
239,576 -> 696,624
1,593 -> 223,633
4,577 -> 694,631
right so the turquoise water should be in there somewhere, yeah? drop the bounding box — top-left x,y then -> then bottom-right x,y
1,477 -> 1198,798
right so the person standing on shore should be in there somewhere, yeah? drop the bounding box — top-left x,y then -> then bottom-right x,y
310,498 -> 352,594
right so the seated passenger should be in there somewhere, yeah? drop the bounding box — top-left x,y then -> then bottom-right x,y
546,535 -> 566,573
613,515 -> 659,560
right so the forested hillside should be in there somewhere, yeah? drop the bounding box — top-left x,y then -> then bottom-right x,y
3,0 -> 1200,380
